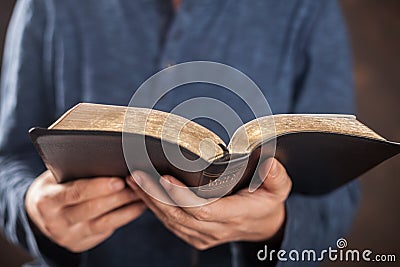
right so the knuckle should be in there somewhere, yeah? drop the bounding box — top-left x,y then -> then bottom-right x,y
35,197 -> 50,215
68,245 -> 84,253
194,242 -> 210,251
65,183 -> 82,203
87,221 -> 100,235
216,231 -> 229,241
88,218 -> 107,235
56,235 -> 71,248
163,213 -> 177,228
166,208 -> 181,221
194,206 -> 211,221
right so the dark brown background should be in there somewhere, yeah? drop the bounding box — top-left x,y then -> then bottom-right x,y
0,0 -> 399,266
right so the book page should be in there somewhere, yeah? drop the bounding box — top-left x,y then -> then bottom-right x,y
51,103 -> 227,162
228,114 -> 386,154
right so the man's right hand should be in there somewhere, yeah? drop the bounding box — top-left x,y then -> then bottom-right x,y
25,170 -> 146,252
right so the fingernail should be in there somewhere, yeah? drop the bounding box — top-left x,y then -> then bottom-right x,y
160,176 -> 172,190
133,172 -> 142,184
110,179 -> 125,191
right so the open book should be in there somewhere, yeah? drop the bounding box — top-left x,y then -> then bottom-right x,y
29,103 -> 400,198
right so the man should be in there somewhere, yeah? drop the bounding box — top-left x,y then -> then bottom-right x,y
0,0 -> 359,266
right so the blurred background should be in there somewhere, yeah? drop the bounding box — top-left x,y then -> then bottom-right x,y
0,0 -> 399,266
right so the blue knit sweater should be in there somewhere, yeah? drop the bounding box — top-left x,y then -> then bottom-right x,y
0,0 -> 359,266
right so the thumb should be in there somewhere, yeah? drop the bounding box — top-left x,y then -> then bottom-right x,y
258,158 -> 292,197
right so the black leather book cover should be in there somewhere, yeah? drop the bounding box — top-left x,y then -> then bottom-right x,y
29,127 -> 400,198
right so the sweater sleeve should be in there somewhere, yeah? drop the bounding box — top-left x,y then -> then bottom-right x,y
0,1 -> 79,266
234,1 -> 360,266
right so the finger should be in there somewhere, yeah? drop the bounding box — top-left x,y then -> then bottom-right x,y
128,172 -> 203,226
127,174 -> 188,225
159,175 -> 209,207
127,175 -> 222,240
54,177 -> 126,206
133,183 -> 217,244
128,171 -> 213,211
161,174 -> 257,223
258,158 -> 292,197
159,175 -> 226,222
62,188 -> 140,225
41,170 -> 58,185
126,171 -> 173,205
83,202 -> 146,237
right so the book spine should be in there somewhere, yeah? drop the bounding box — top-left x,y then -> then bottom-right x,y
196,159 -> 249,198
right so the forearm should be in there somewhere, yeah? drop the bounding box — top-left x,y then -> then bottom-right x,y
0,0 -> 81,265
0,155 -> 37,252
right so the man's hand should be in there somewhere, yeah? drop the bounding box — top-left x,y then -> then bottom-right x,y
126,158 -> 291,250
25,170 -> 146,252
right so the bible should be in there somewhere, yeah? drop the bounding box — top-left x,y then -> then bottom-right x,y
29,103 -> 400,198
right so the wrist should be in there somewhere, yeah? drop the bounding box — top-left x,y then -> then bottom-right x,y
268,203 -> 286,240
253,202 -> 286,243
